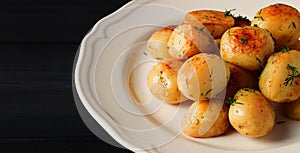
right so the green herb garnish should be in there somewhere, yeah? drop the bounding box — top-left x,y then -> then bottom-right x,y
227,29 -> 231,35
194,26 -> 205,32
278,46 -> 292,52
288,21 -> 297,29
284,64 -> 300,86
254,16 -> 264,21
256,57 -> 263,65
205,89 -> 213,97
240,37 -> 248,44
235,15 -> 248,20
225,8 -> 236,16
242,88 -> 254,92
155,58 -> 164,60
195,119 -> 200,125
258,9 -> 262,15
226,97 -> 243,106
256,57 -> 265,79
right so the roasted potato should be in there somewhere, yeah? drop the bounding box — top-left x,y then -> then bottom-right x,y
259,50 -> 300,103
147,62 -> 186,104
185,10 -> 235,39
177,53 -> 230,101
167,23 -> 200,59
251,3 -> 300,49
228,88 -> 275,138
225,63 -> 258,99
181,99 -> 229,138
147,26 -> 176,60
283,98 -> 300,120
220,26 -> 275,71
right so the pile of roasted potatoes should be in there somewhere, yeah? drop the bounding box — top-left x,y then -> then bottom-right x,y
146,3 -> 300,138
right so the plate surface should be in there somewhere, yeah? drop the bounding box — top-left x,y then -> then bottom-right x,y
74,0 -> 300,152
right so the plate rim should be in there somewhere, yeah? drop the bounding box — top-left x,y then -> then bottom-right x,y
74,0 -> 146,151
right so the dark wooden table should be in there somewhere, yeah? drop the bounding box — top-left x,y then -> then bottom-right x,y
0,0 -> 133,152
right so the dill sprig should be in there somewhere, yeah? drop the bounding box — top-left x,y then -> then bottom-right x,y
278,46 -> 292,52
288,21 -> 296,29
226,97 -> 243,106
225,8 -> 236,16
240,37 -> 248,44
284,64 -> 300,86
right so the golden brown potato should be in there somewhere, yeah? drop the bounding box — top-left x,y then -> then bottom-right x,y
147,26 -> 176,60
167,23 -> 200,59
177,53 -> 230,101
283,98 -> 300,120
228,88 -> 275,138
185,10 -> 235,39
251,3 -> 300,49
259,50 -> 300,103
220,26 -> 275,71
147,62 -> 186,104
167,20 -> 221,60
181,99 -> 229,138
225,63 -> 258,99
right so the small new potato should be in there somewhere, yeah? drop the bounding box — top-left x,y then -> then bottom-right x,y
259,50 -> 300,103
220,26 -> 275,71
181,99 -> 229,138
168,23 -> 200,59
147,62 -> 186,104
168,22 -> 219,59
177,53 -> 230,101
228,88 -> 275,138
147,26 -> 176,60
251,3 -> 300,49
185,10 -> 235,39
283,98 -> 300,120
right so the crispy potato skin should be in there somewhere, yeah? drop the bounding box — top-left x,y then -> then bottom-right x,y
283,98 -> 300,120
177,53 -> 230,101
220,26 -> 275,71
147,62 -> 186,104
251,3 -> 300,48
181,99 -> 229,138
259,50 -> 300,103
228,89 -> 275,138
147,26 -> 175,59
185,10 -> 235,39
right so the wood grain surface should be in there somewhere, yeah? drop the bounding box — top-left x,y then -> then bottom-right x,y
0,0 -> 132,152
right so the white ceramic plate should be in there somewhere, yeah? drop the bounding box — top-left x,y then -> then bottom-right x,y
74,0 -> 300,152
